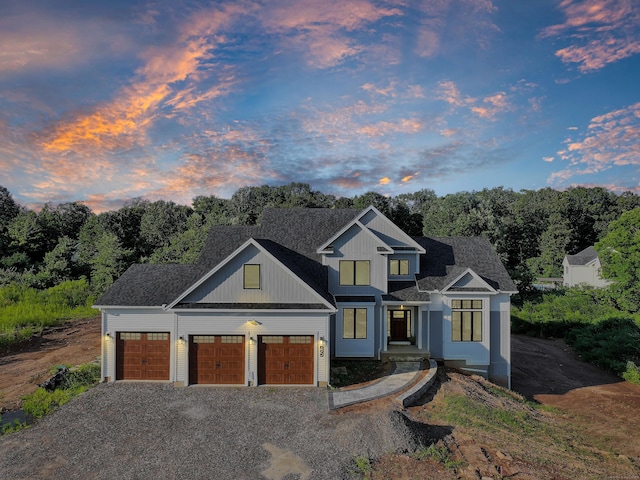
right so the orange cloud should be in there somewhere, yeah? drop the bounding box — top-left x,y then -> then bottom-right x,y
357,118 -> 424,137
548,101 -> 640,184
379,177 -> 391,185
260,0 -> 401,68
540,0 -> 640,72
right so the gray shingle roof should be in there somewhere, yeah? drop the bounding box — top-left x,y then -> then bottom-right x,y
95,208 -> 516,308
94,264 -> 209,306
415,236 -> 517,292
565,246 -> 599,266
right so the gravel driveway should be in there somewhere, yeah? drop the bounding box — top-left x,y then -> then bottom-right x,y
0,383 -> 420,479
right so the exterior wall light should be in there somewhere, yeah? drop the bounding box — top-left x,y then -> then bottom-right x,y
248,320 -> 261,326
106,331 -> 112,338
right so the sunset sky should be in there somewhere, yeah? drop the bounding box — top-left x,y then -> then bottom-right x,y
1,0 -> 639,212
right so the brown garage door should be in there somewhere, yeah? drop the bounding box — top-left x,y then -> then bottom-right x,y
116,332 -> 170,380
189,335 -> 245,385
258,335 -> 314,385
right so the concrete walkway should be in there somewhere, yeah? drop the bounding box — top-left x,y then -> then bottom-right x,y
329,359 -> 438,409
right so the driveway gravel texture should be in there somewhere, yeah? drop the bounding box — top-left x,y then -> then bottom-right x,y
0,383 -> 422,479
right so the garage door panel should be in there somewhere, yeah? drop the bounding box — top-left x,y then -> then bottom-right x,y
116,332 -> 170,381
258,335 -> 314,385
189,335 -> 245,385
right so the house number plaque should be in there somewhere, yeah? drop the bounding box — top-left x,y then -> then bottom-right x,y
319,345 -> 325,358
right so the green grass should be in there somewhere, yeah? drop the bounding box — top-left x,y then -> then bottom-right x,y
413,443 -> 462,470
428,393 -> 539,436
0,280 -> 96,349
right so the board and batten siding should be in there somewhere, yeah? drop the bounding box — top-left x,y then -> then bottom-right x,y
489,293 -> 511,388
358,209 -> 415,248
441,294 -> 491,366
334,303 -> 376,358
174,311 -> 330,386
183,244 -> 321,305
326,224 -> 387,296
102,308 -> 176,382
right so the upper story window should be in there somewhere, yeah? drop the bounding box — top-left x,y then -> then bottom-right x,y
451,299 -> 482,342
243,264 -> 260,289
339,260 -> 370,286
389,259 -> 410,276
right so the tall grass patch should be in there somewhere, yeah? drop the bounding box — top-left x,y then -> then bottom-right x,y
0,279 -> 95,349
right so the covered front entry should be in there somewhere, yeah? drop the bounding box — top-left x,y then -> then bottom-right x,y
116,332 -> 170,380
258,335 -> 314,385
388,310 -> 411,342
188,335 -> 245,384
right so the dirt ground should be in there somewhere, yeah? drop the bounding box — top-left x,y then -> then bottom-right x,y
511,334 -> 640,458
0,316 -> 101,411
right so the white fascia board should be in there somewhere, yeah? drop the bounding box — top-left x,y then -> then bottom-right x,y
441,268 -> 498,294
169,308 -> 337,314
167,238 -> 335,311
358,205 -> 426,253
316,217 -> 393,254
382,300 -> 431,306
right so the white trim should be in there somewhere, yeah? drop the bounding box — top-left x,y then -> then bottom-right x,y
441,268 -> 498,293
168,308 -> 336,314
317,220 -> 393,254
358,206 -> 426,253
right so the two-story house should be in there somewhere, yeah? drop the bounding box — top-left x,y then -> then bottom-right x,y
563,246 -> 612,288
94,206 -> 517,388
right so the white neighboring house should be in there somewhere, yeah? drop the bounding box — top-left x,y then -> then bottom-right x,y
563,246 -> 612,288
93,206 -> 517,389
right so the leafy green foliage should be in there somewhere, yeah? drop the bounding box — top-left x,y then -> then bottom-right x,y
596,208 -> 640,313
622,362 -> 640,384
565,317 -> 640,374
0,280 -> 95,349
22,362 -> 100,419
1,418 -> 28,435
513,289 -> 640,378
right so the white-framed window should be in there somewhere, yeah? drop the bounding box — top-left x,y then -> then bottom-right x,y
339,260 -> 370,286
243,264 -> 260,289
343,308 -> 367,339
390,259 -> 410,276
451,299 -> 482,342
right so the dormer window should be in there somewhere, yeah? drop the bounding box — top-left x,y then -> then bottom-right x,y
339,260 -> 370,286
243,264 -> 260,289
390,259 -> 409,276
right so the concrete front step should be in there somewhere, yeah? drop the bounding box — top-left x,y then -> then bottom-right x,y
381,348 -> 430,363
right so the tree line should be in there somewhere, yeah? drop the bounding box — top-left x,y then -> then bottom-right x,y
1,183 -> 639,308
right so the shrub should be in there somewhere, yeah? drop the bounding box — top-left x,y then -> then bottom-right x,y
565,317 -> 640,375
622,361 -> 640,385
21,361 -> 101,418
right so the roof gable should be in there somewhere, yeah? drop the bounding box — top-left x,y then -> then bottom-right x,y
441,268 -> 497,293
317,206 -> 423,253
168,238 -> 334,310
415,236 -> 517,293
565,246 -> 600,266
